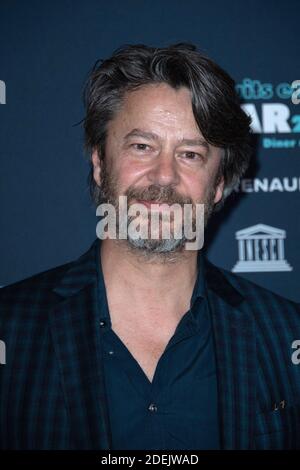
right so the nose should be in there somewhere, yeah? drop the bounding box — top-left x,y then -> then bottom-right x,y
147,150 -> 180,186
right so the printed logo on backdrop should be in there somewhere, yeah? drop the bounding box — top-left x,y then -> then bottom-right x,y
236,78 -> 300,149
232,224 -> 293,273
0,80 -> 6,104
234,176 -> 300,193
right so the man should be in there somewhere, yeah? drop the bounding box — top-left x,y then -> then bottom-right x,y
0,43 -> 300,450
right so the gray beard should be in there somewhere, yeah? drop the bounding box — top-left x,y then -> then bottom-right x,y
95,159 -> 216,260
127,232 -> 186,253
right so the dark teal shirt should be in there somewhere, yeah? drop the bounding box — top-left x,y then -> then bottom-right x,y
96,243 -> 220,450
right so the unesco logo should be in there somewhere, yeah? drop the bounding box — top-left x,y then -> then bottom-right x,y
232,224 -> 292,273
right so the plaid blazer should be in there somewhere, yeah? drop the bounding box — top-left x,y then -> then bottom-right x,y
0,238 -> 300,450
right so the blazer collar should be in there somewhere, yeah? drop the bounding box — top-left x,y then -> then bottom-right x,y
53,239 -> 99,298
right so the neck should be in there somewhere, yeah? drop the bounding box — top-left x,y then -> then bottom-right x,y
100,238 -> 199,313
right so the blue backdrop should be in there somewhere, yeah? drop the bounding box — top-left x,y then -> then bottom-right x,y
1,0 -> 299,302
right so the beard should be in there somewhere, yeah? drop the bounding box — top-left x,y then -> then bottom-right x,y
94,158 -> 217,259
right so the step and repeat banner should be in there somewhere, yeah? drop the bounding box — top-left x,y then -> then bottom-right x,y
206,75 -> 300,302
0,0 -> 299,302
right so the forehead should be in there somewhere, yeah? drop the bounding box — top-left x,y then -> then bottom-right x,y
123,82 -> 192,109
108,83 -> 202,138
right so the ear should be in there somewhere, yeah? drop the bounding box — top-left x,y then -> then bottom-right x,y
213,175 -> 225,204
91,148 -> 102,186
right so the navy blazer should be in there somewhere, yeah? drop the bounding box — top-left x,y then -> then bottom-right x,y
0,239 -> 300,449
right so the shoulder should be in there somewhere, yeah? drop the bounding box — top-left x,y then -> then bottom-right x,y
0,260 -> 73,296
0,239 -> 98,328
205,258 -> 300,322
0,260 -> 73,322
205,260 -> 300,387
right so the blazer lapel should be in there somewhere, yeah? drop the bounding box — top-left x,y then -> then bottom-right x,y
205,259 -> 256,449
49,240 -> 112,449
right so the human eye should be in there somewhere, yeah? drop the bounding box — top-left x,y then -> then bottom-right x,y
131,143 -> 152,152
182,151 -> 203,161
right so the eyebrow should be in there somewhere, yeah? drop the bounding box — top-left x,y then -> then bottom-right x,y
124,128 -> 210,150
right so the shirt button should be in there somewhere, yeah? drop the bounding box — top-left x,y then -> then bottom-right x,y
148,403 -> 158,412
99,320 -> 106,328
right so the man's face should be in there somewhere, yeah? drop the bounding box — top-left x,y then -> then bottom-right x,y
92,83 -> 224,255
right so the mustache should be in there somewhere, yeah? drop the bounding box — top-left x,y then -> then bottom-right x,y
125,184 -> 193,206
